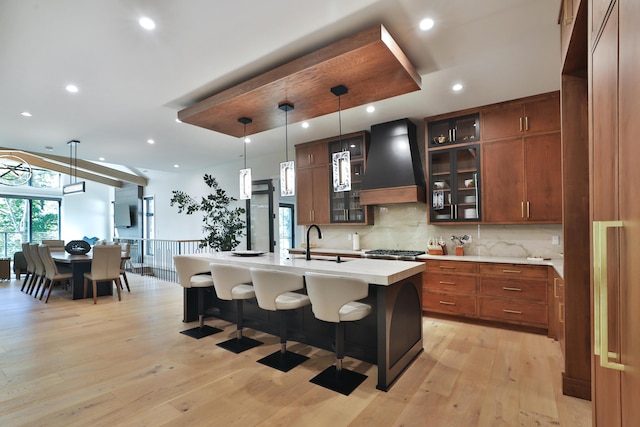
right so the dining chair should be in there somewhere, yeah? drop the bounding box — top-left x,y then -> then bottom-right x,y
119,242 -> 131,292
83,244 -> 123,304
38,244 -> 73,303
41,240 -> 65,252
20,242 -> 35,292
29,243 -> 46,297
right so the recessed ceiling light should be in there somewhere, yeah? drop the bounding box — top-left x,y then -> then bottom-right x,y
139,17 -> 156,30
175,118 -> 182,123
244,137 -> 251,143
420,18 -> 435,31
99,157 -> 105,161
65,84 -> 79,93
173,164 -> 179,168
20,111 -> 32,117
301,121 -> 309,129
147,139 -> 155,144
452,83 -> 464,92
366,105 -> 375,113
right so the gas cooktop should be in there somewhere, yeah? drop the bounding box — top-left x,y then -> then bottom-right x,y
363,249 -> 425,260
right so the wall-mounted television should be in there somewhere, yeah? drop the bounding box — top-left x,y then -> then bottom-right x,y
114,204 -> 132,228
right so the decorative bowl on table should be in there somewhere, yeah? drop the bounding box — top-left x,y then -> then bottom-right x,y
64,240 -> 91,255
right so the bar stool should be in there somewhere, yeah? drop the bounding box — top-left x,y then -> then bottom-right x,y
210,263 -> 263,353
304,271 -> 372,395
250,267 -> 310,372
174,255 -> 222,339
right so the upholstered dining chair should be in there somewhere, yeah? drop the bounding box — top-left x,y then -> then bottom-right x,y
119,243 -> 131,292
173,255 -> 222,339
38,244 -> 73,303
29,243 -> 46,297
250,267 -> 311,372
304,271 -> 373,395
20,242 -> 35,292
83,244 -> 123,304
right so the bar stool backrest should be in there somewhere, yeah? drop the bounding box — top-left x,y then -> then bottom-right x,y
304,272 -> 369,323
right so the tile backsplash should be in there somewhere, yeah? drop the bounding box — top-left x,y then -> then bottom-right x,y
299,203 -> 563,259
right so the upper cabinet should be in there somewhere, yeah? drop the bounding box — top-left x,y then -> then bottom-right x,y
428,113 -> 480,148
328,132 -> 373,225
425,91 -> 561,225
429,145 -> 481,223
295,131 -> 372,226
482,95 -> 560,141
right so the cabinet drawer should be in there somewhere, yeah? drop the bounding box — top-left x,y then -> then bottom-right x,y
425,274 -> 477,294
479,278 -> 547,301
478,263 -> 548,279
423,292 -> 477,316
425,260 -> 478,275
479,298 -> 547,327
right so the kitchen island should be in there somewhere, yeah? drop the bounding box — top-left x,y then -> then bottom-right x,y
179,252 -> 425,391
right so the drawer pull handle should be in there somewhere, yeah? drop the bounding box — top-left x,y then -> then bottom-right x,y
502,269 -> 522,274
503,309 -> 523,315
439,301 -> 456,306
439,266 -> 456,270
502,286 -> 522,292
439,281 -> 456,285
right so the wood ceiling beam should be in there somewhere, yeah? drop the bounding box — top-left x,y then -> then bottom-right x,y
0,148 -> 148,187
178,24 -> 421,137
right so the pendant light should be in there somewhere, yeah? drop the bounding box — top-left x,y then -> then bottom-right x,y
331,85 -> 351,192
63,139 -> 86,195
279,102 -> 295,197
238,117 -> 252,200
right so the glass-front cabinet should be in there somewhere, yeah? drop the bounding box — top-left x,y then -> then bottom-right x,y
328,132 -> 372,224
428,113 -> 480,147
429,145 -> 481,223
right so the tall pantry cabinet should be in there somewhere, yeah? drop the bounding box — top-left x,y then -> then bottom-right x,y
590,0 -> 640,425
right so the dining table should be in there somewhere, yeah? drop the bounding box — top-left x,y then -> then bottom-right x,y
52,251 -> 130,300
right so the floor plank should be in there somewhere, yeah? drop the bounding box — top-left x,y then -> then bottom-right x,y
0,274 -> 591,426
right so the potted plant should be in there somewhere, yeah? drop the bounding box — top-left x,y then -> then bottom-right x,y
170,174 -> 246,251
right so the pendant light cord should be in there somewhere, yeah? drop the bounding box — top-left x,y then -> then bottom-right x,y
285,107 -> 289,162
243,122 -> 247,169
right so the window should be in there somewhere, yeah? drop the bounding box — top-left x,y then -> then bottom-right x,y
0,196 -> 61,257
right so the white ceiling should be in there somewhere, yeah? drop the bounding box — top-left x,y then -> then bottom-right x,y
0,0 -> 561,175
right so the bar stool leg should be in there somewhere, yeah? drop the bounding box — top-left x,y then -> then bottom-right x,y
180,287 -> 222,339
256,311 -> 308,372
216,299 -> 263,353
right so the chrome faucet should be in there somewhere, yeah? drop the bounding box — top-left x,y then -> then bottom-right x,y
305,224 -> 322,260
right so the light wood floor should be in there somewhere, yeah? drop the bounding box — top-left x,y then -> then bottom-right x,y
0,273 -> 591,427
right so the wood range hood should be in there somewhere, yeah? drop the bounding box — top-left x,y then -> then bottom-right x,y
177,24 -> 421,137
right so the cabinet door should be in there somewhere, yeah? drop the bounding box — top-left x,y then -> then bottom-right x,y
482,104 -> 523,140
523,96 -> 561,135
524,133 -> 562,222
296,168 -> 314,225
482,139 -> 525,222
328,135 -> 370,224
296,166 -> 330,225
591,3 -> 622,425
295,142 -> 327,168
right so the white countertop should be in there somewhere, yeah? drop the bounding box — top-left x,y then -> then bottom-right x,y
289,248 -> 563,278
186,252 -> 425,286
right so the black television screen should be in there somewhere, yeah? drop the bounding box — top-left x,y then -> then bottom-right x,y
114,204 -> 132,227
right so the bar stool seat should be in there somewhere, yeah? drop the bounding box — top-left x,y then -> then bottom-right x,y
174,255 -> 222,339
210,263 -> 263,353
304,271 -> 372,395
250,267 -> 310,372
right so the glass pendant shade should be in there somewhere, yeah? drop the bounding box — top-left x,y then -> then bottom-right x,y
279,102 -> 295,197
238,117 -> 252,200
331,85 -> 351,192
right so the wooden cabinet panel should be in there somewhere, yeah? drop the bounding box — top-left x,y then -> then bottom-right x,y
425,274 -> 477,294
523,97 -> 561,135
479,278 -> 547,302
482,94 -> 560,141
482,138 -> 524,222
423,292 -> 477,317
479,263 -> 548,279
524,133 -> 563,222
425,260 -> 478,275
479,298 -> 547,327
295,142 -> 327,168
295,166 -> 329,225
553,274 -> 565,353
482,104 -> 523,140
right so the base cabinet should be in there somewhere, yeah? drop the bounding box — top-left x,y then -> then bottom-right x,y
422,260 -> 551,332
